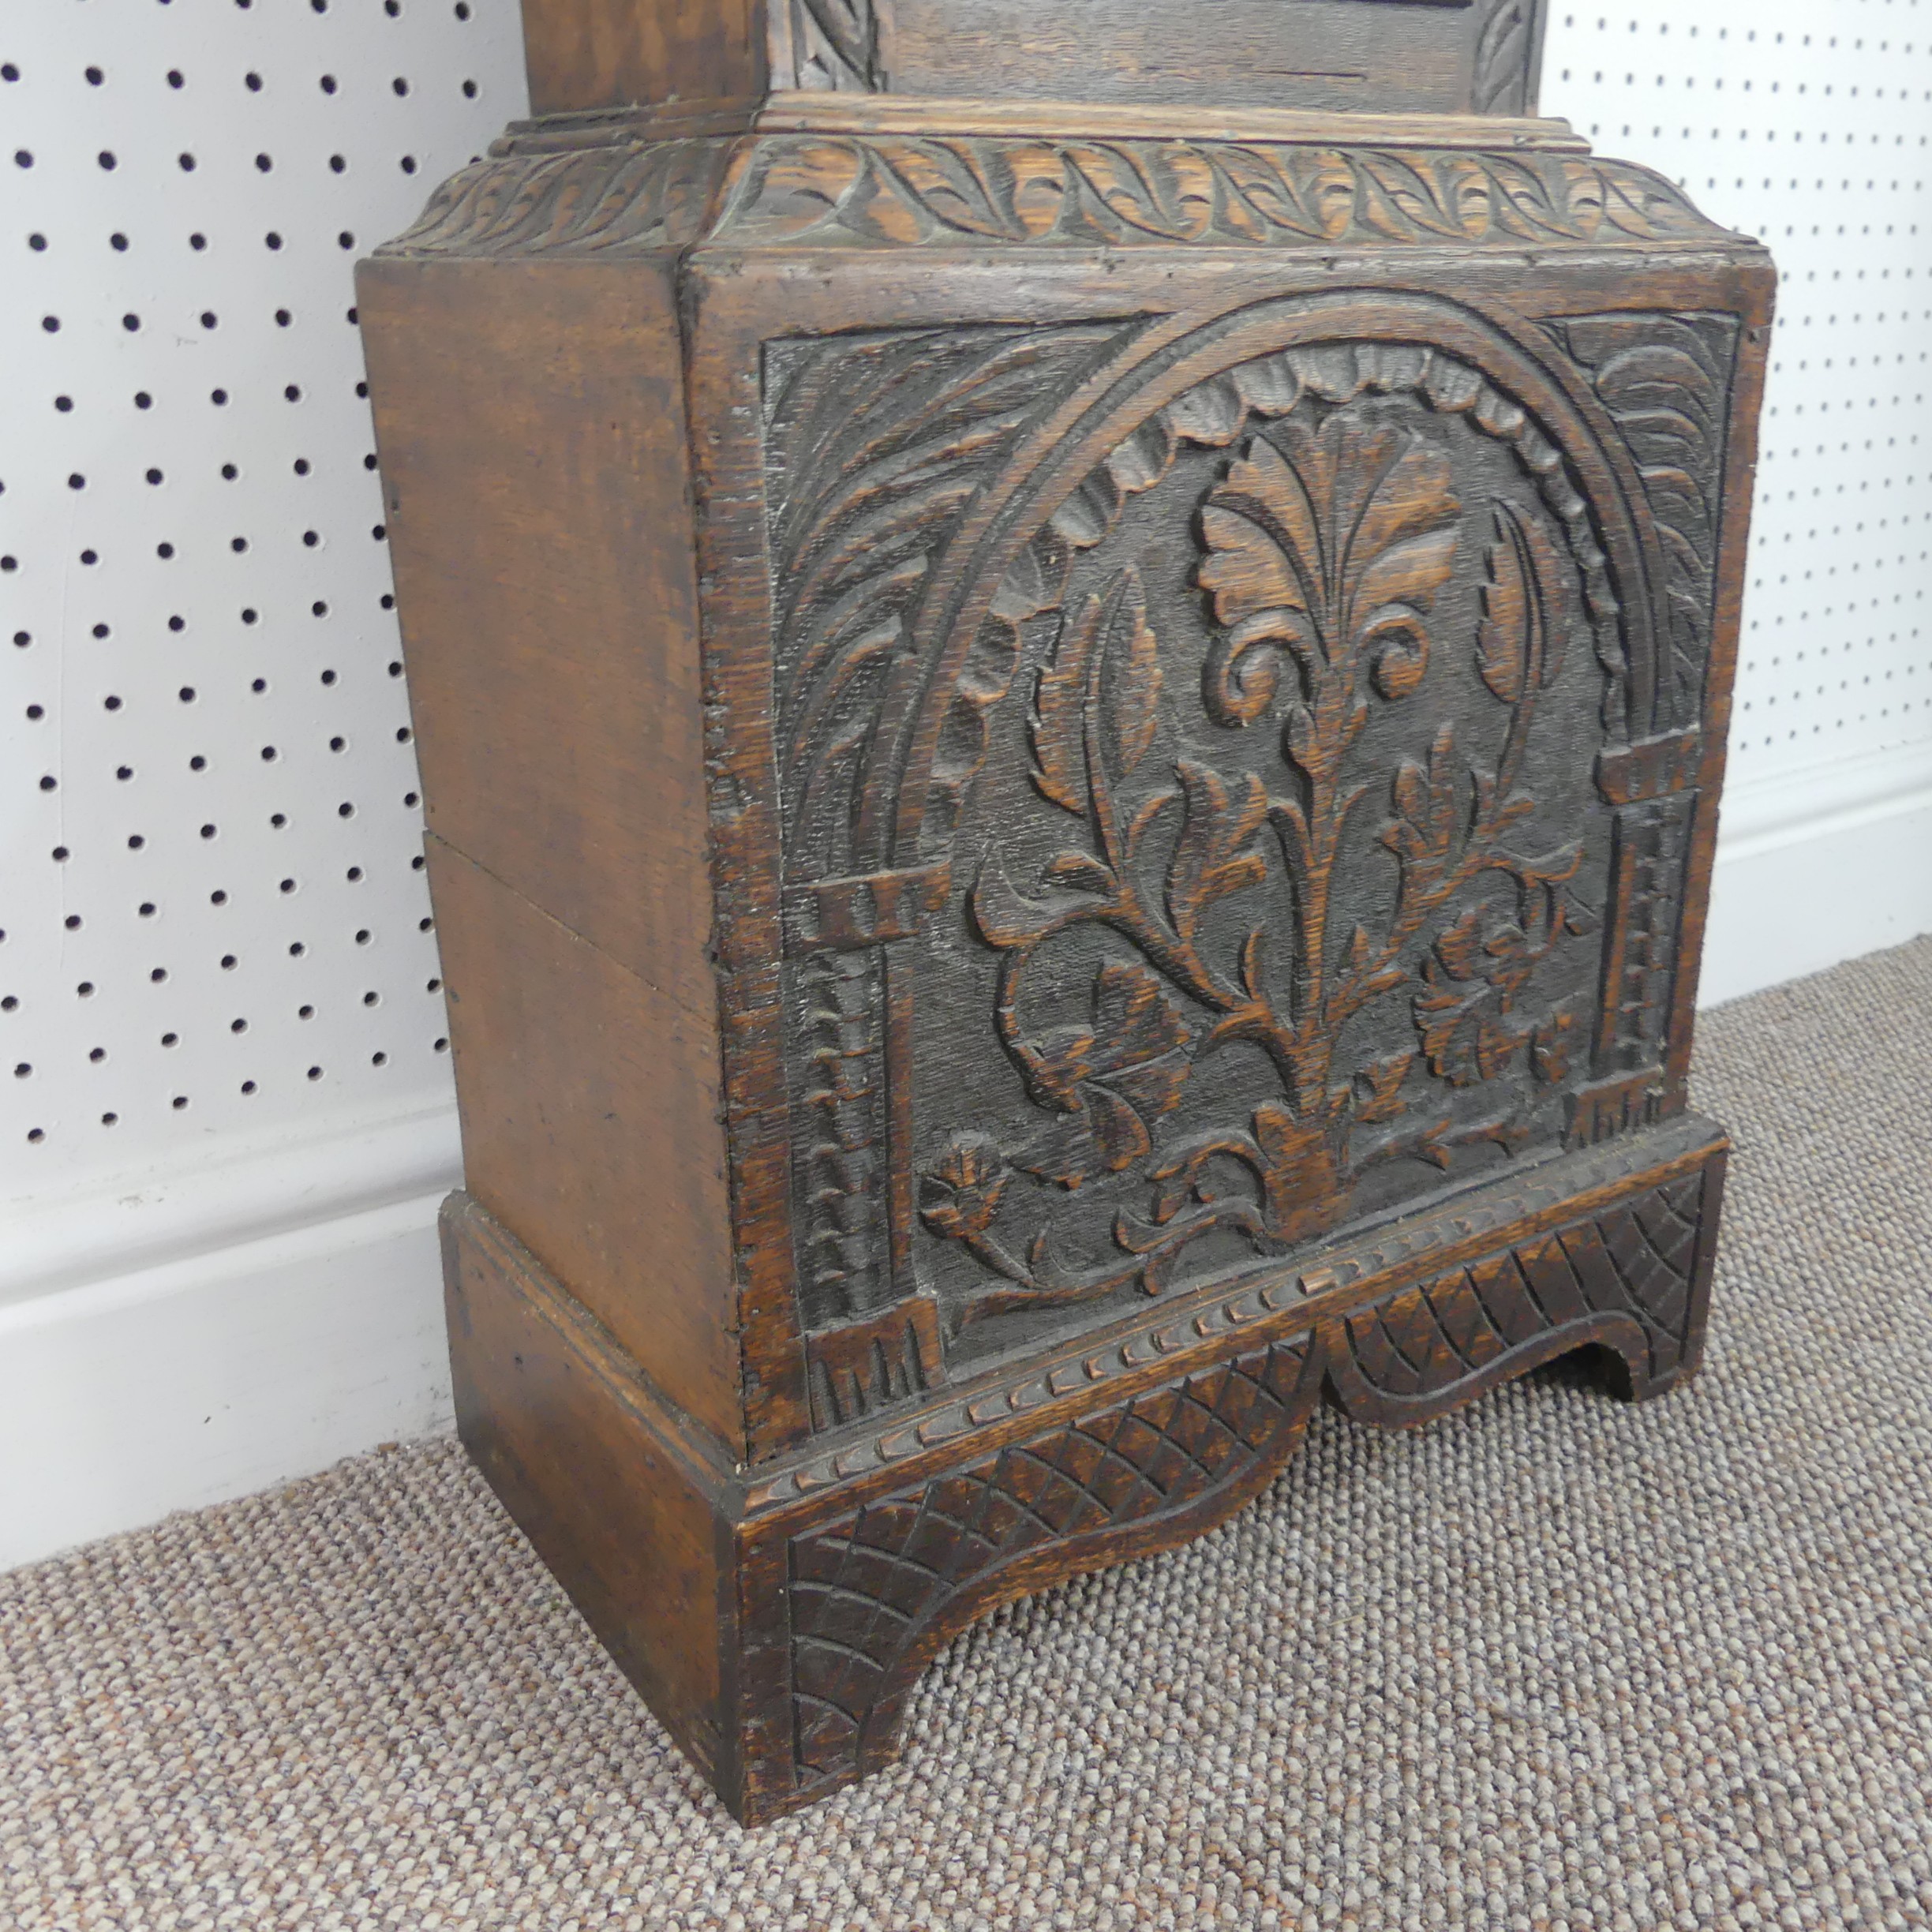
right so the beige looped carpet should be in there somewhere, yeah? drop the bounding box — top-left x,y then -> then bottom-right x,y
5,939 -> 1931,1931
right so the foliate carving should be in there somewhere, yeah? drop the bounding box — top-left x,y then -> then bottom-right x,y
377,140 -> 725,256
920,335 -> 1623,856
1472,0 -> 1538,118
714,138 -> 1726,252
921,346 -> 1610,1331
382,137 -> 1732,263
764,323 -> 1142,886
784,0 -> 879,92
1556,315 -> 1739,738
788,1336 -> 1323,1784
778,1156 -> 1715,1796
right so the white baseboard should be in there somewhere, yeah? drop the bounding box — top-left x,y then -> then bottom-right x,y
6,747 -> 1930,1572
0,1103 -> 462,1571
1700,743 -> 1932,1008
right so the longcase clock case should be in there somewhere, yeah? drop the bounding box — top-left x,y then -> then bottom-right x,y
358,0 -> 1773,1824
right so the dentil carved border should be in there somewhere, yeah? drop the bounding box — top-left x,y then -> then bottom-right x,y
746,1114 -> 1723,1509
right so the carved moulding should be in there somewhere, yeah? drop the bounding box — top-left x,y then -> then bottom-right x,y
759,290 -> 1733,1402
731,1115 -> 1726,1815
379,133 -> 1732,260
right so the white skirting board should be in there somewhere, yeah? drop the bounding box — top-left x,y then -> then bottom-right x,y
0,1106 -> 462,1573
3,774 -> 1930,1573
1698,744 -> 1932,1010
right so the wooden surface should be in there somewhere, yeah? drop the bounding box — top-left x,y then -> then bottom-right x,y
442,1197 -> 734,1784
360,0 -> 1771,1822
358,254 -> 747,1451
355,256 -> 713,1005
515,0 -> 1548,119
440,1113 -> 1727,1822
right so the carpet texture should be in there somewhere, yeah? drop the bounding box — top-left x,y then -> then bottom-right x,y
4,939 -> 1931,1931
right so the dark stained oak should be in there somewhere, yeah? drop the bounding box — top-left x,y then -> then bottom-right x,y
515,0 -> 1548,119
359,0 -> 1772,1823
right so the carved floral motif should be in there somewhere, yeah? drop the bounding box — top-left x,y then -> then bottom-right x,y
924,390 -> 1596,1327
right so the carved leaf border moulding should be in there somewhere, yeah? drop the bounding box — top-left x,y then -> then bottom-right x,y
380,135 -> 1730,259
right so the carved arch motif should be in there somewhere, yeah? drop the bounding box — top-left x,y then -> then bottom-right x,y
918,346 -> 1619,1325
766,294 -> 1680,894
764,294 -> 1705,1350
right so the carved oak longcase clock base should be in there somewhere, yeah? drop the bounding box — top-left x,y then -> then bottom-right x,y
358,0 -> 1770,1830
444,1113 -> 1725,1825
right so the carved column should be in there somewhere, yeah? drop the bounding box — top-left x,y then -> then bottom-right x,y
360,0 -> 1773,1823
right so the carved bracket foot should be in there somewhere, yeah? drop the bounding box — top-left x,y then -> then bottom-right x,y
439,1119 -> 1724,1829
733,1128 -> 1724,1822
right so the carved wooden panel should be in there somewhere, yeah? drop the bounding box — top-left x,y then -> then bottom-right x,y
367,0 -> 1772,1833
384,138 -> 1727,260
772,1155 -> 1714,1801
763,305 -> 1738,1383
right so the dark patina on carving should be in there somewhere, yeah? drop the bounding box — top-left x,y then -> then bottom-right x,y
938,364 -> 1604,1328
772,1151 -> 1717,1801
761,305 -> 1741,1385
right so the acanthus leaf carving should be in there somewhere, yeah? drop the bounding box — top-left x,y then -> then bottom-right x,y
1556,313 -> 1739,736
766,322 -> 1140,887
1029,564 -> 1163,815
936,372 -> 1596,1329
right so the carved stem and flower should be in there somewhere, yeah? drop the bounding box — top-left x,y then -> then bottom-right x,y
926,403 -> 1588,1327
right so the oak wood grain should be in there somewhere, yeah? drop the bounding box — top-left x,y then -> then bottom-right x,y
361,0 -> 1768,1825
429,837 -> 743,1451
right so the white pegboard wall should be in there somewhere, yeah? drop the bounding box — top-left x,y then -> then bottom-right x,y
1543,1 -> 1932,792
4,5 -> 1927,1215
0,0 -> 528,1209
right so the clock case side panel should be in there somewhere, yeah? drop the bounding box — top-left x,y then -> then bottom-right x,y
680,230 -> 1773,1465
357,250 -> 747,1455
